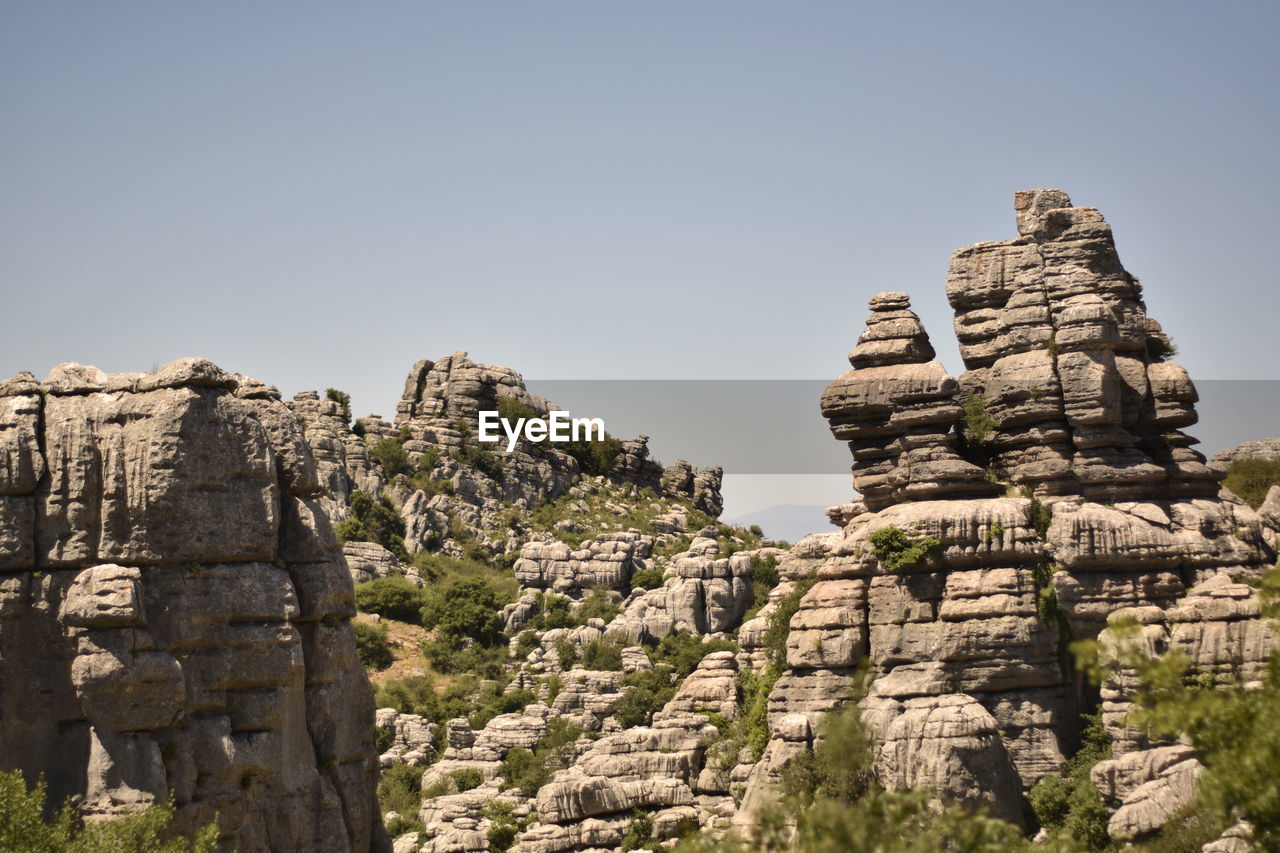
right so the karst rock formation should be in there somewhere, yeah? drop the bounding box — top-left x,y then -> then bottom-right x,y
0,358 -> 384,851
736,190 -> 1279,842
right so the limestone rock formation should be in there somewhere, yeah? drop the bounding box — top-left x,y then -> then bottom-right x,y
0,358 -> 384,852
735,190 -> 1280,846
291,353 -> 724,567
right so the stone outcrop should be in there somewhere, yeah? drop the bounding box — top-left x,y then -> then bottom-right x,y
945,188 -> 1217,501
0,358 -> 384,852
736,191 -> 1280,843
819,292 -> 1000,511
292,353 -> 724,567
608,536 -> 783,644
512,653 -> 739,852
1209,438 -> 1280,473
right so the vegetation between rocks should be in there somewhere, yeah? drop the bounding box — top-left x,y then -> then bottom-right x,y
0,771 -> 219,853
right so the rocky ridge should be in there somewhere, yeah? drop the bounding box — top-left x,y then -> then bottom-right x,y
730,190 -> 1279,847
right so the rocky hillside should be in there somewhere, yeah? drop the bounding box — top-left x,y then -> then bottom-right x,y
353,191 -> 1280,853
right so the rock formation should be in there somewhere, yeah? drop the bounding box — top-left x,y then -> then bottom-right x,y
290,352 -> 724,565
0,358 -> 384,851
735,190 -> 1280,846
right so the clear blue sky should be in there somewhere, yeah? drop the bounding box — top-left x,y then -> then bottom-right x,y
3,0 -> 1278,427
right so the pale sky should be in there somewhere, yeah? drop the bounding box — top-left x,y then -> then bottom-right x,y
3,2 -> 1277,527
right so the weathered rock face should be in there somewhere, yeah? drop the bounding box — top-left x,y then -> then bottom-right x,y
0,358 -> 384,852
946,188 -> 1217,501
820,292 -> 1000,511
293,352 -> 724,566
738,191 -> 1280,840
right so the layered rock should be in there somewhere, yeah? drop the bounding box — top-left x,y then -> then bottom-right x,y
819,292 -> 1000,511
946,188 -> 1218,500
607,535 -> 781,643
0,358 -> 383,852
512,653 -> 739,852
1209,438 -> 1280,473
736,191 -> 1280,842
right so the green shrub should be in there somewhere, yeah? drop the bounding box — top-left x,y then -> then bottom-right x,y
555,637 -> 579,669
0,770 -> 218,852
468,689 -> 536,729
557,433 -> 625,477
1026,712 -> 1112,850
455,445 -> 504,480
750,554 -> 780,593
377,763 -> 425,835
448,769 -> 483,792
484,799 -> 526,852
1223,456 -> 1280,509
582,638 -> 625,671
499,718 -> 583,794
354,575 -> 427,623
496,396 -> 540,423
1147,335 -> 1179,361
651,633 -> 739,678
576,587 -> 621,624
1027,491 -> 1053,539
762,574 -> 818,669
420,577 -> 503,646
421,636 -> 507,678
486,821 -> 519,853
370,437 -> 411,479
498,747 -> 538,794
614,686 -> 666,729
630,567 -> 666,590
545,674 -> 564,704
353,621 -> 393,670
741,665 -> 780,761
514,631 -> 540,659
325,387 -> 352,423
868,526 -> 942,572
958,392 -> 998,466
620,809 -> 654,851
374,725 -> 394,754
340,491 -> 406,559
984,521 -> 1004,543
527,593 -> 574,631
749,524 -> 764,537
779,704 -> 875,805
410,552 -> 519,604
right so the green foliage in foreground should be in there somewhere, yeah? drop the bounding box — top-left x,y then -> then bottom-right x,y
1065,567 -> 1280,851
1223,456 -> 1280,509
1119,570 -> 1280,849
1027,713 -> 1112,850
677,704 -> 1028,853
0,771 -> 218,853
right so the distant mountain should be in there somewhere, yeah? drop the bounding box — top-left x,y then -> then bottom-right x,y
725,504 -> 831,544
